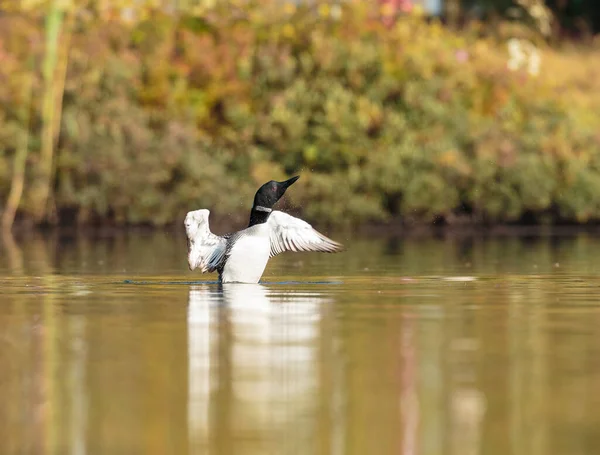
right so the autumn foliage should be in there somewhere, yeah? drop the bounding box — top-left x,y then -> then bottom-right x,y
1,1 -> 600,228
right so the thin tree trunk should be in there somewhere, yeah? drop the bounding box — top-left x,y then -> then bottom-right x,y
446,0 -> 461,29
47,8 -> 75,223
33,2 -> 66,223
2,55 -> 34,232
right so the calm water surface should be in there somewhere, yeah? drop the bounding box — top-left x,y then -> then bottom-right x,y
1,230 -> 600,455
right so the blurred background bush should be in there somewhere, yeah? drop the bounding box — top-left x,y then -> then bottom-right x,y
0,0 -> 599,230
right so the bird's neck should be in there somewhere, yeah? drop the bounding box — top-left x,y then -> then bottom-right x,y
248,205 -> 273,227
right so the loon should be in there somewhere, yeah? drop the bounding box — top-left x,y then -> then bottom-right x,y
184,175 -> 344,283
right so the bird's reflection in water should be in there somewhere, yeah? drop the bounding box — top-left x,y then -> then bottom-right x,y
187,283 -> 333,455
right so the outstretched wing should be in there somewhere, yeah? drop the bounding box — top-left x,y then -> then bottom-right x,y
184,209 -> 227,272
268,211 -> 344,258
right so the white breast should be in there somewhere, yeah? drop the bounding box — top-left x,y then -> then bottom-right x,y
221,225 -> 271,284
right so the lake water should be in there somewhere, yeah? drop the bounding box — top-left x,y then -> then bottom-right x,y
1,229 -> 600,455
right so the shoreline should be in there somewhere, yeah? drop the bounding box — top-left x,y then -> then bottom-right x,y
5,219 -> 600,240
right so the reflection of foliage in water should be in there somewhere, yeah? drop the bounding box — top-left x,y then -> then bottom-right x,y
2,231 -> 600,454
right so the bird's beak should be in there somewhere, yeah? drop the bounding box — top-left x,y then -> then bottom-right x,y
279,175 -> 300,189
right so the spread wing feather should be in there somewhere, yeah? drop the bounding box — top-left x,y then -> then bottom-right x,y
184,209 -> 227,272
268,211 -> 344,258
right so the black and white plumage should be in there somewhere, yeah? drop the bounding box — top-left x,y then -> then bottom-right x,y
185,176 -> 344,283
